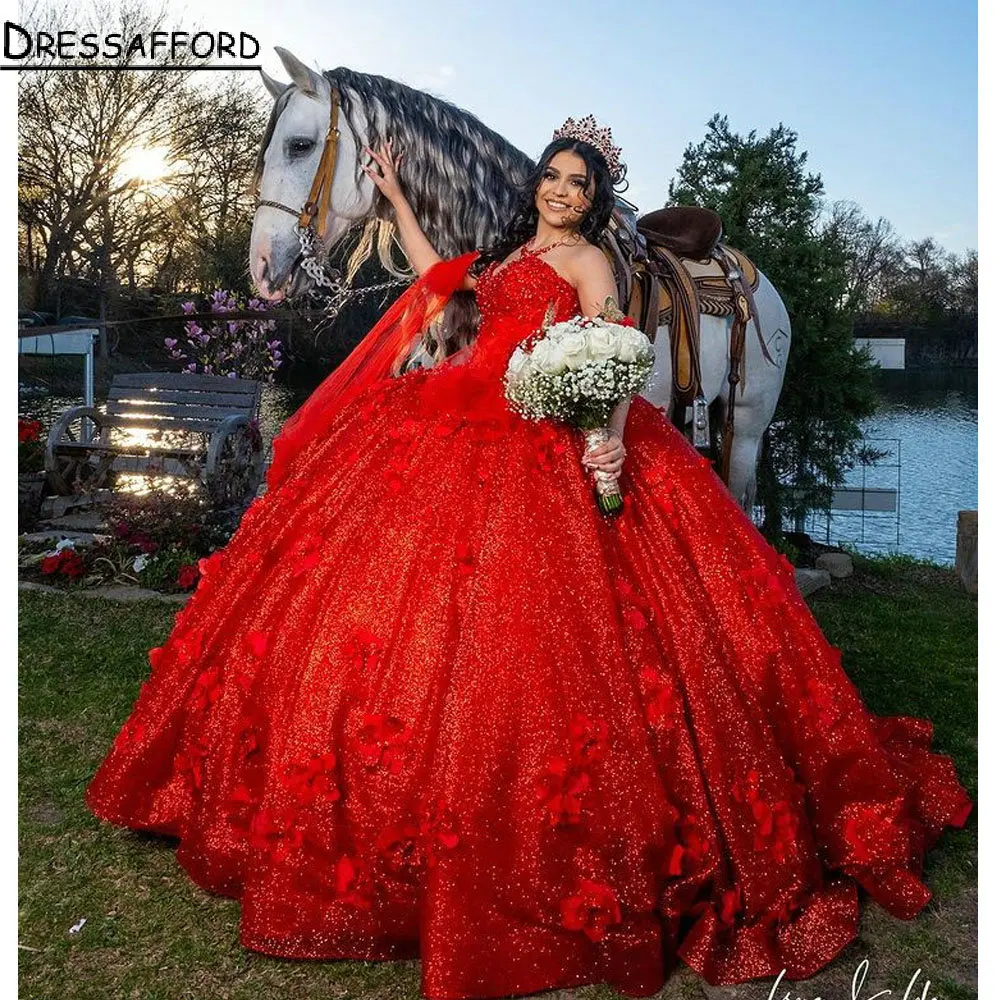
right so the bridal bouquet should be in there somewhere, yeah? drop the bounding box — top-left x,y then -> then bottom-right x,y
504,315 -> 654,515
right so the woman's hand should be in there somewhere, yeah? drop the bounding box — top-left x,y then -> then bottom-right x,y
361,137 -> 405,205
582,430 -> 627,479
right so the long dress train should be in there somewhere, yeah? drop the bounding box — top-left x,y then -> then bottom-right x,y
86,249 -> 972,999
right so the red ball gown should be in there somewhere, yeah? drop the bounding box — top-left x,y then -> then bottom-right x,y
86,249 -> 971,999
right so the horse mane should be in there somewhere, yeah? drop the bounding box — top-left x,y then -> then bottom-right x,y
252,66 -> 536,280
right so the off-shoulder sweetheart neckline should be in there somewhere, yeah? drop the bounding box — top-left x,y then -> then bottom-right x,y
484,252 -> 578,299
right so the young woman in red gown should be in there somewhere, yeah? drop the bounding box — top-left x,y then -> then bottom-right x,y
86,121 -> 971,1000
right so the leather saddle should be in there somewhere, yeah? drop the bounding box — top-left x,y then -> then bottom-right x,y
636,206 -> 724,259
600,201 -> 774,486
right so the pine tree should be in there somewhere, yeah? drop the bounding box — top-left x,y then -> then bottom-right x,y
669,114 -> 881,540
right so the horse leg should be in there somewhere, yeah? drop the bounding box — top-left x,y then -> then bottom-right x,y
725,419 -> 765,512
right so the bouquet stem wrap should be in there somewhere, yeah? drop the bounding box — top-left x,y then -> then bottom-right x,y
584,426 -> 624,515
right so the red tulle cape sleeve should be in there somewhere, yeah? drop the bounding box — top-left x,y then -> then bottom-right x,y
266,250 -> 480,490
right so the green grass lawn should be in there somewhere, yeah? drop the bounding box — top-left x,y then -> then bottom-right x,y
18,555 -> 976,1000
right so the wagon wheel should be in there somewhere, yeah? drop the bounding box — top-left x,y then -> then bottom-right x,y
206,419 -> 264,507
45,406 -> 116,496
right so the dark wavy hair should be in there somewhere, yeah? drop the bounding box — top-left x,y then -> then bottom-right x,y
426,138 -> 616,363
479,137 -> 617,268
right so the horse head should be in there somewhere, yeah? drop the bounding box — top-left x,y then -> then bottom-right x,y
250,49 -> 533,302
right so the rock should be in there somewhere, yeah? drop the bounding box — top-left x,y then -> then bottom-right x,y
17,580 -> 189,605
37,511 -> 108,531
956,510 -> 977,595
815,551 -> 854,578
20,530 -> 107,546
795,568 -> 831,597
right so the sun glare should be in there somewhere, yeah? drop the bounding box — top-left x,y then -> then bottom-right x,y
115,146 -> 175,189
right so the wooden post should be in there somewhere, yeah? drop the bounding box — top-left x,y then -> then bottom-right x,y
956,510 -> 977,595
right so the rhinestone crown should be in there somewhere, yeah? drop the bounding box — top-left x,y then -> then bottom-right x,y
552,115 -> 626,186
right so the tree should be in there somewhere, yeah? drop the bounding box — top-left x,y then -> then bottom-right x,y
669,115 -> 881,540
17,1 -> 192,315
947,249 -> 977,321
17,0 -> 270,321
824,200 -> 902,314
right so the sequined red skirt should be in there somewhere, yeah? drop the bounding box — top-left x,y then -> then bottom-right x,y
86,368 -> 972,999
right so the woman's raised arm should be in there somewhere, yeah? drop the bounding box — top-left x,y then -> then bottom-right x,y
362,139 -> 477,290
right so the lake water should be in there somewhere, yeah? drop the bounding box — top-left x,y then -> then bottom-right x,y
21,362 -> 976,567
800,369 -> 977,566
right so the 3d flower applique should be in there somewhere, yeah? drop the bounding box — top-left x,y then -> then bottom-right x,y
455,541 -> 476,577
354,714 -> 413,774
664,814 -> 711,877
420,796 -> 461,868
248,805 -> 304,861
719,883 -> 742,927
383,453 -> 410,493
800,676 -> 843,731
197,550 -> 225,587
639,665 -> 680,730
658,491 -> 683,531
534,423 -> 568,472
732,770 -> 799,861
742,564 -> 786,609
768,801 -> 800,862
841,797 -> 908,866
225,783 -> 255,833
280,752 -> 341,807
245,630 -> 271,659
569,714 -> 609,766
188,667 -> 223,713
614,577 -> 658,633
174,628 -> 206,668
624,606 -> 649,632
326,854 -> 375,910
559,878 -> 623,942
534,755 -> 591,827
376,821 -> 425,879
174,736 -> 210,791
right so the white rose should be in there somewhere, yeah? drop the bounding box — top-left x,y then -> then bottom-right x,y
559,332 -> 589,370
532,339 -> 566,375
586,327 -> 618,362
55,538 -> 76,552
507,347 -> 531,379
132,554 -> 149,572
616,337 -> 639,363
546,327 -> 566,344
626,328 -> 653,359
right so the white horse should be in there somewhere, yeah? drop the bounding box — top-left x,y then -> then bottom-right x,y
249,48 -> 791,511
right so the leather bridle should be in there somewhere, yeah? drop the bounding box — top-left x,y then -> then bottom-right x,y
251,85 -> 408,311
254,88 -> 342,242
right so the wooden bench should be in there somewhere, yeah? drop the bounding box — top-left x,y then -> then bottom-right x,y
45,372 -> 265,505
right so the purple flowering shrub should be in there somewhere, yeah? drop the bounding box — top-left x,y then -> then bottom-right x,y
165,290 -> 283,381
